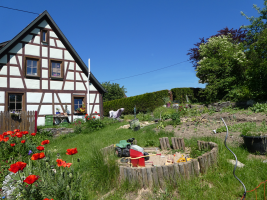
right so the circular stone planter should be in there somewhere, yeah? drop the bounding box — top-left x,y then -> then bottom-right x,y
241,135 -> 267,154
100,140 -> 218,189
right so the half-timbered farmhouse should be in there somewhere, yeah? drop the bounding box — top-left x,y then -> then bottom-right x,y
0,10 -> 107,126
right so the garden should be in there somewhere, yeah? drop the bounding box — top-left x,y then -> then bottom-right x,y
1,102 -> 267,199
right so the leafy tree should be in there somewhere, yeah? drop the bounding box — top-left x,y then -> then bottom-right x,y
187,27 -> 247,70
101,81 -> 127,102
241,1 -> 267,46
196,34 -> 249,103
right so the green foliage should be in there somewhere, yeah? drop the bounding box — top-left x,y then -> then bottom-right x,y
196,34 -> 248,103
144,140 -> 155,147
153,106 -> 176,119
73,120 -> 83,134
86,116 -> 106,133
101,81 -> 127,102
171,88 -> 200,103
249,102 -> 267,113
162,96 -> 171,104
136,112 -> 152,121
190,146 -> 209,158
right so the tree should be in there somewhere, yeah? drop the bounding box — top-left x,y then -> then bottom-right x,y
187,27 -> 247,70
241,1 -> 267,46
196,34 -> 249,103
101,81 -> 127,102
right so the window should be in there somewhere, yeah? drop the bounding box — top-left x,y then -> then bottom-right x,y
25,57 -> 40,77
8,94 -> 23,112
41,30 -> 48,43
73,96 -> 85,114
50,60 -> 64,79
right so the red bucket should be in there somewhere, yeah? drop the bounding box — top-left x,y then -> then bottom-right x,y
130,149 -> 145,167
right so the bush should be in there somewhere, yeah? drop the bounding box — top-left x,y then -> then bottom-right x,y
153,106 -> 176,119
249,102 -> 267,113
86,117 -> 105,133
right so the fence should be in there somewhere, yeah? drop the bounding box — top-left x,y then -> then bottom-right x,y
0,111 -> 36,133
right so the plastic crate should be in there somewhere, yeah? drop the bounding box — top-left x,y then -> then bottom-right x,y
45,115 -> 53,119
45,115 -> 53,126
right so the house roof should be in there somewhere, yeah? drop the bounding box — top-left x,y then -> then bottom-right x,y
0,10 -> 107,94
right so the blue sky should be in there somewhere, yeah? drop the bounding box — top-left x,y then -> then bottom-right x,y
0,0 -> 264,97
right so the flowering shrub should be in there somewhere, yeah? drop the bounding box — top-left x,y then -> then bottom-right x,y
85,112 -> 105,132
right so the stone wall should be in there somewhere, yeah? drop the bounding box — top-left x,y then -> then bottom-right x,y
39,127 -> 74,137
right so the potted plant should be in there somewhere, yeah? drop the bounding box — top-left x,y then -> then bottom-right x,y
162,96 -> 171,108
240,121 -> 267,154
56,108 -> 60,115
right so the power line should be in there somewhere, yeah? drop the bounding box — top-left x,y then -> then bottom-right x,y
0,5 -> 39,15
101,60 -> 189,83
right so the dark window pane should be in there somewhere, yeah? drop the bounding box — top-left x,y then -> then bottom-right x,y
43,32 -> 46,41
32,68 -> 37,75
9,95 -> 16,102
9,103 -> 15,110
16,103 -> 22,110
16,95 -> 22,101
51,62 -> 61,77
27,67 -> 32,75
32,60 -> 37,67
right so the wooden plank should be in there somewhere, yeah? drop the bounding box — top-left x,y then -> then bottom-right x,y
146,167 -> 153,188
162,165 -> 169,182
136,168 -> 143,187
126,167 -> 133,184
192,159 -> 199,177
207,152 -> 211,168
165,137 -> 170,149
162,138 -> 167,150
173,163 -> 181,182
181,138 -> 185,151
197,140 -> 201,150
156,166 -> 165,189
123,166 -> 128,183
142,168 -> 148,189
174,137 -> 179,150
205,142 -> 209,150
187,160 -> 194,178
159,138 -> 164,150
178,163 -> 185,180
131,168 -> 137,184
198,155 -> 206,174
183,162 -> 189,180
120,166 -> 125,181
151,167 -> 159,187
167,164 -> 176,185
171,137 -> 177,149
210,150 -> 215,165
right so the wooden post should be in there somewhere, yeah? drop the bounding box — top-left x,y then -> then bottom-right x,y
34,111 -> 37,133
198,156 -> 206,174
159,138 -> 165,150
183,162 -> 189,180
205,142 -> 209,150
136,168 -> 143,187
207,152 -> 211,167
127,167 -> 133,184
156,166 -> 165,189
151,167 -> 159,187
167,164 -> 176,185
165,137 -> 171,149
146,167 -> 153,188
142,168 -> 149,189
123,167 -> 128,183
120,166 -> 125,182
173,163 -> 181,182
171,137 -> 177,149
210,150 -> 215,165
197,140 -> 201,150
131,168 -> 137,184
181,138 -> 185,151
192,159 -> 199,177
187,160 -> 194,178
178,163 -> 185,180
177,138 -> 181,150
174,137 -> 179,150
162,165 -> 169,182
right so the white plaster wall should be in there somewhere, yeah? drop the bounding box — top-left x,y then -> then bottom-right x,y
39,105 -> 53,115
25,44 -> 40,56
0,77 -> 7,87
38,20 -> 51,29
25,79 -> 40,89
0,91 -> 5,103
66,72 -> 74,80
37,117 -> 45,126
81,73 -> 87,81
10,78 -> 24,88
9,55 -> 17,65
0,106 -> 4,112
54,94 -> 59,103
90,94 -> 99,103
0,55 -> 7,64
42,80 -> 48,89
50,48 -> 62,59
76,73 -> 82,80
27,92 -> 42,103
22,35 -> 32,43
9,43 -> 23,54
76,82 -> 86,90
58,93 -> 71,103
42,59 -> 48,68
33,36 -> 40,44
42,47 -> 48,57
90,105 -> 100,114
18,56 -> 22,68
10,67 -> 20,76
0,66 -> 7,75
89,84 -> 97,91
64,51 -> 74,61
56,40 -> 65,48
42,69 -> 48,78
69,62 -> 74,70
27,105 -> 39,111
50,81 -> 63,90
76,65 -> 82,71
50,39 -> 55,46
50,31 -> 58,38
43,93 -> 52,103
73,115 -> 86,122
31,28 -> 40,34
64,82 -> 74,90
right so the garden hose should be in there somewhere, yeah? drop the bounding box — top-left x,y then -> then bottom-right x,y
222,117 -> 246,199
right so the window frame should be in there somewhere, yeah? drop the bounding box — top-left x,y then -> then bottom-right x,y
24,56 -> 40,78
41,29 -> 49,44
72,95 -> 86,115
6,92 -> 25,112
49,59 -> 64,80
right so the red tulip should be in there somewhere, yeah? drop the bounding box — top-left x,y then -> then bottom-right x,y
41,140 -> 49,145
23,175 -> 39,184
31,133 -> 36,136
23,131 -> 29,135
16,132 -> 23,138
10,143 -> 15,147
66,148 -> 78,155
36,146 -> 44,151
21,140 -> 26,144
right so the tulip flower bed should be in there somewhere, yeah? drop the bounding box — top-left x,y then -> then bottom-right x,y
0,129 -> 83,199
